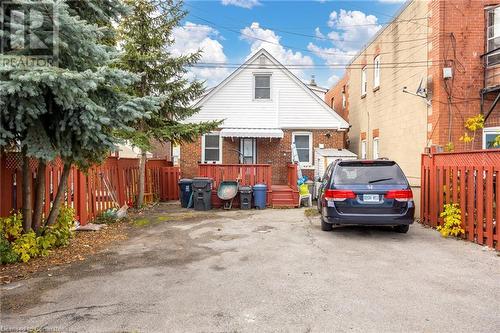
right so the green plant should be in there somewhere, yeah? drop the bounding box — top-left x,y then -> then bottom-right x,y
0,235 -> 19,264
437,203 -> 464,238
0,212 -> 23,242
12,231 -> 40,263
444,142 -> 454,152
459,114 -> 484,149
44,206 -> 75,247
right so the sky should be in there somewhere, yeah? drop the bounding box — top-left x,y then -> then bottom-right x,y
171,0 -> 407,88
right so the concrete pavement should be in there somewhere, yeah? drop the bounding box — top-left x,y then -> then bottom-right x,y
1,205 -> 499,332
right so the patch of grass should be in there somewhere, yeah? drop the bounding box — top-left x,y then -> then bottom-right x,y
133,218 -> 151,227
304,208 -> 320,217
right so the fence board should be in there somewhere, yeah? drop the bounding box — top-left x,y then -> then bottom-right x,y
420,149 -> 500,249
0,154 -> 177,226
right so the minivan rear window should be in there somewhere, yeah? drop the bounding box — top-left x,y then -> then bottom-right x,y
332,162 -> 408,185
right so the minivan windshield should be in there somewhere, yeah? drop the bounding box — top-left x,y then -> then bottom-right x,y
332,162 -> 408,186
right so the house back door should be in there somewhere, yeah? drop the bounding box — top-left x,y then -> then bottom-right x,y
240,138 -> 257,164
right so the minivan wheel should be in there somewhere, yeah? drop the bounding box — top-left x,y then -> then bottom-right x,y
394,225 -> 409,233
321,219 -> 333,231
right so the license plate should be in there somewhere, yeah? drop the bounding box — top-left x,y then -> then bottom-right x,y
363,194 -> 379,202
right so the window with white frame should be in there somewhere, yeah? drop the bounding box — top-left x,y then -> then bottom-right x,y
202,133 -> 222,163
292,132 -> 312,166
373,55 -> 381,88
361,140 -> 367,159
254,74 -> 271,99
361,66 -> 367,96
483,127 -> 500,149
487,6 -> 500,66
373,137 -> 379,159
342,86 -> 346,109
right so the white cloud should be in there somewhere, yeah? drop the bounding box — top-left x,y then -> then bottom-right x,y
221,0 -> 261,9
309,9 -> 382,87
240,22 -> 314,79
326,9 -> 381,51
170,22 -> 230,86
327,74 -> 340,86
314,27 -> 325,39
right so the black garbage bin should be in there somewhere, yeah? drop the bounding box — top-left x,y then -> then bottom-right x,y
239,186 -> 252,209
178,179 -> 193,208
192,177 -> 212,211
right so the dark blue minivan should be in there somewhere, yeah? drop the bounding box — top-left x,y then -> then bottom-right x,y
317,159 -> 415,233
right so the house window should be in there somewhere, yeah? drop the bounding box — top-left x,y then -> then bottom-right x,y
483,127 -> 500,149
330,97 -> 334,108
373,137 -> 379,159
254,74 -> 271,99
342,89 -> 346,109
373,55 -> 381,88
361,140 -> 367,159
361,66 -> 367,96
292,132 -> 312,166
487,6 -> 500,66
202,133 -> 222,163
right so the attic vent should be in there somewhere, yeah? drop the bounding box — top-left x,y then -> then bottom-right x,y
259,55 -> 266,67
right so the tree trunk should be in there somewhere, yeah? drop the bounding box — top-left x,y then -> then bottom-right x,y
136,150 -> 147,208
21,146 -> 32,232
46,163 -> 71,226
32,159 -> 47,233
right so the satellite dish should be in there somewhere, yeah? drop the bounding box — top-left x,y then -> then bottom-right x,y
416,77 -> 427,97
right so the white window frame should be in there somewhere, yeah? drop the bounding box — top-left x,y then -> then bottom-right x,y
483,126 -> 500,149
292,131 -> 313,166
201,132 -> 223,164
361,66 -> 367,96
373,55 -> 381,88
486,6 -> 500,66
361,139 -> 367,159
253,73 -> 272,100
373,137 -> 379,159
342,90 -> 346,109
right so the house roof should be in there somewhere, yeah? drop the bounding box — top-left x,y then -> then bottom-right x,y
192,48 -> 349,130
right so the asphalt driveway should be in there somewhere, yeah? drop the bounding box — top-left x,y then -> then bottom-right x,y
1,204 -> 499,332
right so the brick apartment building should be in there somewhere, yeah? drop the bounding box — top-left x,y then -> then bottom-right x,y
327,0 -> 500,191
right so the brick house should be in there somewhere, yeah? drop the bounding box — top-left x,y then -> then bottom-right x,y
326,0 -> 500,201
181,49 -> 349,206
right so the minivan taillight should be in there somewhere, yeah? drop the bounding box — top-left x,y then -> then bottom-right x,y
385,189 -> 413,202
325,189 -> 356,201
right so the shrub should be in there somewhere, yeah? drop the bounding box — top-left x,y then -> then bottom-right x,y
0,235 -> 19,264
0,212 -> 23,242
12,231 -> 40,263
47,205 -> 75,247
437,203 -> 464,238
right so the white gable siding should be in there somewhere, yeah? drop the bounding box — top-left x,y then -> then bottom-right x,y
185,50 -> 348,130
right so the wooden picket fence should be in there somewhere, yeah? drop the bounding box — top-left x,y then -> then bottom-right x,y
0,153 -> 180,225
421,149 -> 500,250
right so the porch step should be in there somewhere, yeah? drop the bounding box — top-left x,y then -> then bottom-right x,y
271,185 -> 299,208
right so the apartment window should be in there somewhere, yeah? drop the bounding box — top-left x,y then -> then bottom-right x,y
254,74 -> 271,99
483,127 -> 500,149
361,66 -> 367,96
373,137 -> 379,159
342,87 -> 346,109
330,97 -> 335,108
373,55 -> 381,88
487,6 -> 500,66
292,132 -> 312,166
361,140 -> 367,159
202,133 -> 222,163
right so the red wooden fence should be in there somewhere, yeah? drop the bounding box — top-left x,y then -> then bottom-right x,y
0,153 -> 180,225
421,149 -> 500,250
160,167 -> 181,201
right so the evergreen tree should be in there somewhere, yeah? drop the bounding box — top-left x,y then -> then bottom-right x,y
0,0 -> 159,230
117,0 -> 220,207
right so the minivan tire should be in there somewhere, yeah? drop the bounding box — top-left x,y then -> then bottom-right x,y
394,225 -> 409,233
321,219 -> 333,231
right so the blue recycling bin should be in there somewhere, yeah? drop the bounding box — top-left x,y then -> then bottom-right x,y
253,184 -> 267,209
178,179 -> 193,208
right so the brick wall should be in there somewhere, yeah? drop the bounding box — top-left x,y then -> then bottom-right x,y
180,129 -> 344,183
428,0 -> 500,150
324,75 -> 349,121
